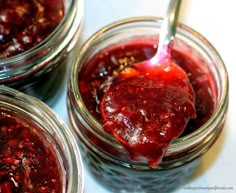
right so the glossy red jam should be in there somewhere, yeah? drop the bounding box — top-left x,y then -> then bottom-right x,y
0,0 -> 66,106
78,41 -> 216,165
0,0 -> 64,59
101,56 -> 196,166
0,111 -> 62,193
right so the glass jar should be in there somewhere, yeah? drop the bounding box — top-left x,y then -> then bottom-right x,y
0,0 -> 84,106
0,86 -> 83,193
67,17 -> 228,193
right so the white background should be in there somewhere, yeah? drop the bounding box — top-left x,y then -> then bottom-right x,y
53,0 -> 236,192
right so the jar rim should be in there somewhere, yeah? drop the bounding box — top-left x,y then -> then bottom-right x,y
70,16 -> 229,157
0,0 -> 83,65
0,85 -> 84,193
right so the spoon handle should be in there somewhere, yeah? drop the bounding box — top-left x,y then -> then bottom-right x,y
154,0 -> 182,63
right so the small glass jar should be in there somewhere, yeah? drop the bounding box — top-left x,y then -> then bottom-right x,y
0,0 -> 84,106
67,17 -> 229,193
0,86 -> 83,193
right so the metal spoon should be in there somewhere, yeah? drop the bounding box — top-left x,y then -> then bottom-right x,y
150,0 -> 182,66
119,0 -> 183,76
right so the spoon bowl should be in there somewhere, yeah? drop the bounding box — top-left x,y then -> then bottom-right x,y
118,0 -> 186,79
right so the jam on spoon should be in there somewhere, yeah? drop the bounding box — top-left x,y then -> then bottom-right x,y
100,0 -> 196,167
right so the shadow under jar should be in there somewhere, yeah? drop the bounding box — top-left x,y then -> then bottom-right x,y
0,86 -> 84,193
67,17 -> 229,193
0,0 -> 83,106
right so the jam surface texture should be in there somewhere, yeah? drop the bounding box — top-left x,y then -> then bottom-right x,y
0,0 -> 64,59
0,111 -> 62,193
101,60 -> 196,166
79,41 -> 216,167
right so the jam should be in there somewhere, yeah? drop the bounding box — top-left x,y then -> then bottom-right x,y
0,0 -> 81,106
78,41 -> 216,165
0,110 -> 62,193
0,0 -> 64,59
101,58 -> 196,166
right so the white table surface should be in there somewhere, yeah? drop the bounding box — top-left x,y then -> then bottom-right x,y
53,0 -> 236,192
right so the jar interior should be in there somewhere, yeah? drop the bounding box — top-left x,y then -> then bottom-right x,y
0,106 -> 66,192
77,22 -> 220,138
0,87 -> 83,192
71,18 -> 227,168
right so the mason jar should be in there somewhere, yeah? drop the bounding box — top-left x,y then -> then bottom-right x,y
0,86 -> 84,193
0,0 -> 84,106
67,17 -> 228,193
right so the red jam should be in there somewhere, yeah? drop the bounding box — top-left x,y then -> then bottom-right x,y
0,111 -> 62,193
101,59 -> 196,166
78,41 -> 216,166
0,0 -> 64,59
